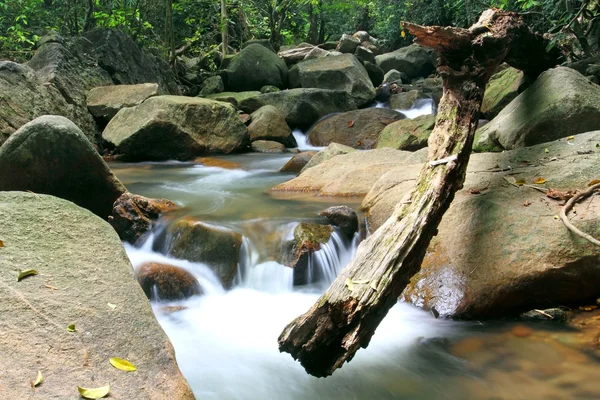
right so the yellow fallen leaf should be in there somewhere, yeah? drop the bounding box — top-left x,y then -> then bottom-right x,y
553,215 -> 559,220
17,269 -> 38,282
514,179 -> 526,186
107,303 -> 117,310
77,385 -> 110,399
588,179 -> 600,186
345,277 -> 354,291
370,280 -> 378,291
401,30 -> 406,38
109,357 -> 136,372
33,370 -> 43,387
566,136 -> 575,141
532,177 -> 547,184
544,148 -> 549,153
67,323 -> 76,332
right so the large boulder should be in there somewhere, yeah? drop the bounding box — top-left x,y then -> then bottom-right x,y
248,105 -> 296,147
0,192 -> 194,399
0,115 -> 126,218
280,151 -> 317,173
362,131 -> 600,318
226,44 -> 288,91
336,34 -> 361,54
0,61 -> 100,146
289,54 -> 376,107
375,44 -> 435,79
258,88 -> 357,129
270,148 -> 427,196
207,91 -> 262,112
87,83 -> 159,123
156,217 -> 243,288
376,114 -> 436,151
278,43 -> 317,65
300,143 -> 356,173
102,96 -> 249,160
474,67 -> 600,152
307,108 -> 405,149
481,66 -> 529,119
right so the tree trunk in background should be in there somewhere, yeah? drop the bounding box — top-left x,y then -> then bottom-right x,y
82,0 -> 95,33
278,9 -> 561,378
221,0 -> 229,56
166,0 -> 175,66
307,3 -> 319,45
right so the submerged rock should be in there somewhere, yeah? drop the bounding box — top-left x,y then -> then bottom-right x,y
475,67 -> 600,152
0,115 -> 126,218
109,192 -> 178,243
159,217 -> 243,288
102,95 -> 249,160
308,108 -> 404,149
0,192 -> 194,399
136,262 -> 203,301
376,114 -> 436,151
289,54 -> 376,107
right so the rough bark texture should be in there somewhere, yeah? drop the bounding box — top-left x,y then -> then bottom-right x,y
278,9 -> 560,378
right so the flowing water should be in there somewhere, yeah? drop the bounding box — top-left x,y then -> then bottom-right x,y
109,108 -> 600,400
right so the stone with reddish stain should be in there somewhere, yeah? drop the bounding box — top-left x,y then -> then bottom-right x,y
280,151 -> 317,174
136,262 -> 202,301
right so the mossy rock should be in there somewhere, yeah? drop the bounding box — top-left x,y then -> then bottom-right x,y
376,114 -> 436,151
227,44 -> 288,91
481,66 -> 529,119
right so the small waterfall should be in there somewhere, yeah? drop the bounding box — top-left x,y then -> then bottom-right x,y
395,98 -> 435,119
292,128 -> 325,151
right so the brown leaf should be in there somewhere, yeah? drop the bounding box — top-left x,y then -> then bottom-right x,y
347,120 -> 355,128
546,189 -> 575,201
588,179 -> 600,187
469,188 -> 481,195
0,239 -> 4,248
523,200 -> 531,207
532,177 -> 547,184
579,305 -> 598,312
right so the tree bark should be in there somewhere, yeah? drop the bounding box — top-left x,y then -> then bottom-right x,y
221,0 -> 229,56
278,9 -> 560,378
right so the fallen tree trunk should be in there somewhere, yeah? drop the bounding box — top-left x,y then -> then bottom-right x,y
278,9 -> 561,377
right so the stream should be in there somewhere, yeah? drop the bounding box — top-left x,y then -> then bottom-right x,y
109,101 -> 600,399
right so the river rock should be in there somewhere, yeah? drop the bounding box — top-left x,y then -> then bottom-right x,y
109,192 -> 178,243
271,147 -> 426,196
364,61 -> 384,87
207,91 -> 263,112
481,66 -> 529,119
300,142 -> 356,173
337,34 -> 361,54
136,262 -> 203,301
198,75 -> 224,97
248,105 -> 296,147
390,90 -> 430,109
376,114 -> 436,151
87,83 -> 159,123
375,44 -> 435,79
361,131 -> 600,318
289,54 -> 376,107
0,115 -> 126,218
102,95 -> 249,160
383,69 -> 408,84
258,88 -> 357,129
158,217 -> 243,288
281,222 -> 334,286
319,206 -> 358,238
519,308 -> 568,322
0,192 -> 194,399
307,108 -> 405,149
474,67 -> 600,152
280,151 -> 317,173
355,46 -> 376,64
226,44 -> 288,91
251,140 -> 286,153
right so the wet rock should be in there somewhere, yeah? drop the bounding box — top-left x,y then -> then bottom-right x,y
376,114 -> 436,151
481,66 -> 529,119
336,34 -> 361,54
375,83 -> 391,102
87,83 -> 159,124
109,192 -> 178,243
0,192 -> 194,399
227,44 -> 288,91
207,91 -> 263,113
251,140 -> 286,153
102,95 -> 249,160
308,108 -> 404,149
364,61 -> 384,87
271,147 -> 426,196
160,217 -> 243,288
136,262 -> 203,301
375,44 -> 435,79
289,54 -> 376,107
300,142 -> 356,173
390,89 -> 430,109
0,115 -> 126,218
280,151 -> 317,173
198,75 -> 224,97
319,206 -> 358,238
248,105 -> 296,147
258,88 -> 357,129
281,222 -> 334,286
361,131 -> 600,318
520,308 -> 568,322
475,67 -> 600,152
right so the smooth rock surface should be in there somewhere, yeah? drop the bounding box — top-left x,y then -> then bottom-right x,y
376,114 -> 436,151
375,44 -> 435,79
248,105 -> 296,147
227,44 -> 288,91
136,262 -> 203,301
87,83 -> 159,122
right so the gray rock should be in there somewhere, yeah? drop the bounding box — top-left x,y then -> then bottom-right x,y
251,140 -> 287,153
364,61 -> 384,87
0,115 -> 126,218
248,105 -> 296,147
336,34 -> 361,54
390,90 -> 430,109
207,91 -> 263,112
87,83 -> 159,122
355,46 -> 376,64
102,96 -> 249,160
375,44 -> 435,79
520,308 -> 568,322
227,44 -> 288,91
0,191 -> 194,399
198,75 -> 224,97
319,205 -> 359,238
383,69 -> 406,84
299,142 -> 357,173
